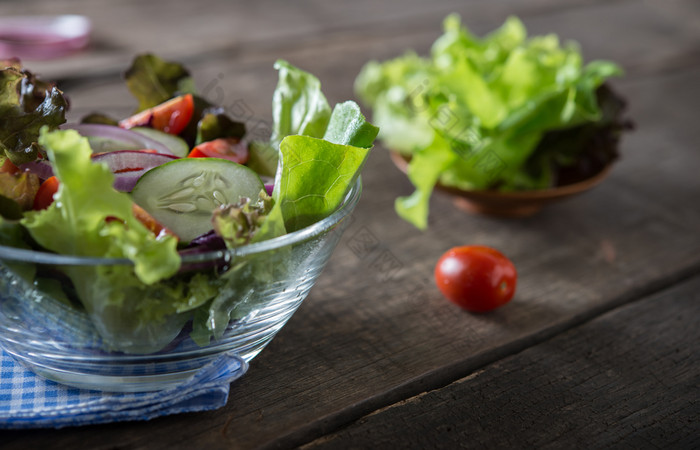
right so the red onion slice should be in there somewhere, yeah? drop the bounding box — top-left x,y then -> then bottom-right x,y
19,160 -> 54,180
61,123 -> 174,156
91,150 -> 177,192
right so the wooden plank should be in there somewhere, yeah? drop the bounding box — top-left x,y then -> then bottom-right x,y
302,275 -> 700,449
3,0 -> 677,82
55,0 -> 700,120
3,1 -> 700,449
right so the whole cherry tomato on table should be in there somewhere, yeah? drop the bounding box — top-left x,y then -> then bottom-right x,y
434,245 -> 517,312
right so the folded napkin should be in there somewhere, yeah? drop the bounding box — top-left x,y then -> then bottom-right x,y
0,349 -> 247,429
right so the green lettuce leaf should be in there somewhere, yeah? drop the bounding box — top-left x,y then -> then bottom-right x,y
22,128 -> 180,284
124,53 -> 197,112
0,216 -> 36,282
323,101 -> 380,148
19,128 -> 188,353
355,14 -> 625,229
270,60 -> 331,148
195,107 -> 246,144
246,141 -> 279,177
195,63 -> 378,344
275,135 -> 371,231
0,60 -> 68,165
396,134 -> 457,230
270,101 -> 377,232
0,171 -> 40,216
257,63 -> 378,236
354,53 -> 434,152
212,190 -> 274,247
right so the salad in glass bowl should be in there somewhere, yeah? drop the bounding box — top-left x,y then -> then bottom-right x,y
0,55 -> 378,391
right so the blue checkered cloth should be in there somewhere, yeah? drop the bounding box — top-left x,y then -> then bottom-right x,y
0,349 -> 247,429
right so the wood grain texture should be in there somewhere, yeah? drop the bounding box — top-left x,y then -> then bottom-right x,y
1,0 -> 639,80
2,0 -> 700,448
302,275 -> 700,450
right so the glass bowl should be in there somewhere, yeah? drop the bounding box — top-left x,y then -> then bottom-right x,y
0,179 -> 361,392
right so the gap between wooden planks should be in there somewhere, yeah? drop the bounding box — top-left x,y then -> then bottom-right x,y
301,274 -> 700,449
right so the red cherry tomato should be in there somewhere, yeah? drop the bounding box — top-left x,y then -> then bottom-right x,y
0,159 -> 20,174
119,94 -> 194,135
434,245 -> 517,312
33,176 -> 60,210
187,138 -> 249,164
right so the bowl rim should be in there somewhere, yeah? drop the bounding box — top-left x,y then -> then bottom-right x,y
0,177 -> 362,266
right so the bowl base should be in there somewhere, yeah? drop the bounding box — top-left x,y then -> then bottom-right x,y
6,346 -> 257,392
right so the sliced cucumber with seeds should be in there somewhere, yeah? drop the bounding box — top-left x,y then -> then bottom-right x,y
131,127 -> 190,157
131,158 -> 264,241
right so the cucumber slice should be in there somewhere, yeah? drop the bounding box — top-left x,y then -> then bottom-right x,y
131,158 -> 264,241
131,127 -> 190,157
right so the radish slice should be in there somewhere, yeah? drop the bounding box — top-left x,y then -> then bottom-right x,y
62,123 -> 174,156
91,150 -> 178,192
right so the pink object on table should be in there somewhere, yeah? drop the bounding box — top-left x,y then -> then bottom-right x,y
0,15 -> 91,60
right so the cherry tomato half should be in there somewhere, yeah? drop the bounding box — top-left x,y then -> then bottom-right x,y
187,138 -> 249,164
32,176 -> 59,210
434,245 -> 517,312
119,94 -> 194,135
0,159 -> 20,175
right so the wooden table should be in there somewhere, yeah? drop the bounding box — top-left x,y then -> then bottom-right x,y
2,0 -> 699,448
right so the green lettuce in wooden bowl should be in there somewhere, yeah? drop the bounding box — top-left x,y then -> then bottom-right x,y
355,15 -> 631,228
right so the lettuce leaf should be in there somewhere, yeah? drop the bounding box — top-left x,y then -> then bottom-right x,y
246,60 -> 336,178
275,135 -> 371,231
268,100 -> 377,233
246,141 -> 279,177
355,15 -> 626,229
0,171 -> 40,216
20,128 -> 189,353
270,59 -> 332,148
355,53 -> 434,152
212,190 -> 274,247
323,101 -> 380,148
257,62 -> 378,237
124,53 -> 197,112
194,63 -> 378,344
22,128 -> 180,283
0,60 -> 68,165
0,216 -> 36,282
195,107 -> 246,144
395,134 -> 457,229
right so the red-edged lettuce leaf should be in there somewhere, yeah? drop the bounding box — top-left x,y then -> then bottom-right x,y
0,59 -> 68,165
195,107 -> 246,145
124,53 -> 196,112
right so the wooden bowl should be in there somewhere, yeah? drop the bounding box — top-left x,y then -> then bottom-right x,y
389,151 -> 614,218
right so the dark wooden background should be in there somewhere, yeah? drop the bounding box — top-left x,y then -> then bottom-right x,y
2,0 -> 699,448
